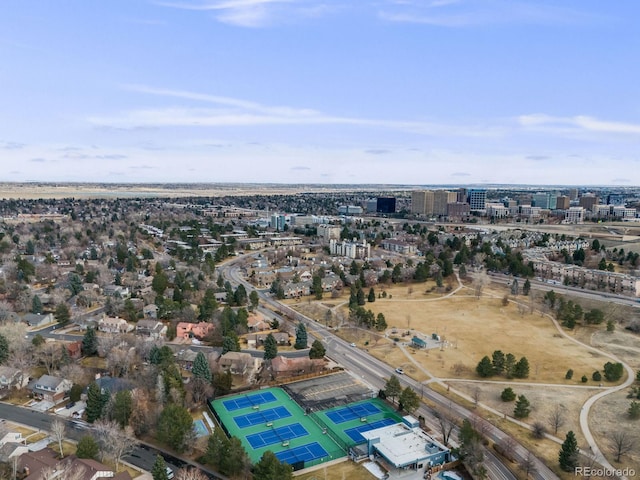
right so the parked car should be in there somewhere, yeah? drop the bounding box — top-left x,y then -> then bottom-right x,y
395,368 -> 404,375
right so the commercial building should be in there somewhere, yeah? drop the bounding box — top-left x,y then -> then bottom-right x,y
556,196 -> 570,210
329,238 -> 370,259
564,206 -> 585,224
468,189 -> 486,212
579,194 -> 599,212
411,190 -> 455,216
376,197 -> 396,214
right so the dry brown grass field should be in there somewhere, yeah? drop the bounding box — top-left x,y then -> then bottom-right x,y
295,459 -> 376,480
343,285 -> 609,384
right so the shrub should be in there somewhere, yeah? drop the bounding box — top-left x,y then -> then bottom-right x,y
501,387 -> 516,402
581,375 -> 588,383
592,371 -> 602,382
532,422 -> 547,439
565,369 -> 574,380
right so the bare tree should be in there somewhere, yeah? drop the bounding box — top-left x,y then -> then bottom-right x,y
434,407 -> 456,446
609,430 -> 636,463
547,404 -> 566,435
472,386 -> 481,408
175,467 -> 209,480
38,341 -> 64,375
519,451 -> 537,478
93,419 -> 137,470
472,271 -> 489,299
531,422 -> 547,439
41,464 -> 87,480
51,419 -> 66,458
497,437 -> 517,463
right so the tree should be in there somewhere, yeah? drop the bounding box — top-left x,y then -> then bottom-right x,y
384,375 -> 402,404
222,334 -> 240,354
558,431 -> 579,471
219,437 -> 249,477
192,352 -> 212,383
294,322 -> 307,350
476,356 -> 493,378
253,450 -> 293,480
249,290 -> 259,310
492,350 -> 505,375
157,404 -> 194,453
375,312 -> 387,331
504,353 -> 516,378
609,430 -> 635,463
55,303 -> 71,326
513,395 -> 531,419
501,387 -> 516,402
0,333 -> 9,365
76,435 -> 99,460
584,309 -> 605,325
367,288 -> 375,302
175,467 -> 210,480
151,455 -> 170,480
513,357 -> 530,378
82,327 -> 98,356
312,275 -> 323,300
112,390 -> 133,428
603,362 -> 624,382
399,386 -> 420,414
519,451 -> 537,479
31,295 -> 43,314
263,333 -> 278,360
532,422 -> 546,439
309,340 -> 326,359
592,371 -> 602,382
548,404 -> 566,434
51,420 -> 66,458
565,369 -> 574,380
523,279 -> 531,296
85,382 -> 107,423
628,401 -> 640,420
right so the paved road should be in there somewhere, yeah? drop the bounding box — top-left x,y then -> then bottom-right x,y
219,256 -> 528,480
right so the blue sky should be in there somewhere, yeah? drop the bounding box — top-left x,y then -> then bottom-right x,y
1,0 -> 639,185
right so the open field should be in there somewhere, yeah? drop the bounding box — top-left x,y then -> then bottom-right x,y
352,287 -> 610,384
296,459 -> 376,480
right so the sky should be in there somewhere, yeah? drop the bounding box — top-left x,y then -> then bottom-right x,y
1,0 -> 639,186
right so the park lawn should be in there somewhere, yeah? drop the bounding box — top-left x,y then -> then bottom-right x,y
363,292 -> 609,384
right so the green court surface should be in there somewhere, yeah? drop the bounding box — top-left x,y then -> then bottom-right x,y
312,398 -> 403,448
210,387 -> 344,466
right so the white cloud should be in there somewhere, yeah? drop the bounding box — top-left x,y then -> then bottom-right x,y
518,114 -> 640,135
378,0 -> 605,28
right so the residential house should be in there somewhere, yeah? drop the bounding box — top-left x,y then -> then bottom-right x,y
247,313 -> 270,332
271,356 -> 325,379
142,304 -> 158,319
135,319 -> 167,339
176,322 -> 214,340
0,366 -> 28,391
97,316 -> 133,334
66,340 -> 82,360
175,349 -> 199,370
218,352 -> 255,375
0,441 -> 28,463
246,332 -> 290,348
22,313 -> 54,328
29,375 -> 72,403
103,285 -> 130,298
18,448 -> 133,480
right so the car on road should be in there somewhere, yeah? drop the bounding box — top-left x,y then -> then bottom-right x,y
395,368 -> 404,375
349,342 -> 356,347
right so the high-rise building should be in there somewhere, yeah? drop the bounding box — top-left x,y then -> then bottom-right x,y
468,189 -> 486,211
457,188 -> 468,203
433,191 -> 457,216
569,188 -> 579,200
579,194 -> 598,212
556,196 -> 570,210
377,197 -> 396,214
411,190 -> 434,215
532,193 -> 550,209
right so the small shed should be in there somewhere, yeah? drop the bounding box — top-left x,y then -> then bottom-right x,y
411,336 -> 427,349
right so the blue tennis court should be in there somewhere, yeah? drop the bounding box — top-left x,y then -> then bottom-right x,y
276,442 -> 328,465
233,406 -> 292,428
223,391 -> 277,411
344,418 -> 397,443
325,402 -> 381,424
246,423 -> 308,449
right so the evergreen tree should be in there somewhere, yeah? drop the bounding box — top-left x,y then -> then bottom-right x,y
558,431 -> 579,471
492,350 -> 505,375
156,404 -> 194,453
234,284 -> 248,306
205,427 -> 228,469
76,435 -> 99,460
504,353 -> 516,378
31,295 -> 43,314
375,313 -> 387,331
198,288 -> 218,320
309,340 -> 326,359
222,334 -> 240,354
399,386 -> 420,414
112,390 -> 133,427
294,322 -> 308,349
219,437 -> 249,476
523,279 -> 531,295
603,362 -> 624,381
253,451 -> 293,480
55,303 -> 71,326
513,395 -> 531,419
85,382 -> 107,423
312,275 -> 323,300
356,287 -> 366,306
513,357 -> 530,378
384,375 -> 402,404
192,352 -> 212,383
263,333 -> 278,360
0,334 -> 8,365
501,387 -> 516,402
476,356 -> 494,378
151,455 -> 170,480
249,290 -> 260,310
565,369 -> 574,380
82,327 -> 98,356
367,288 -> 375,302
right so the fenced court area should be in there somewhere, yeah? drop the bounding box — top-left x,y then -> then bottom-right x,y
313,398 -> 403,448
210,387 -> 345,468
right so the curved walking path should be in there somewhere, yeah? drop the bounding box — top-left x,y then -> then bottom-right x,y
392,277 -> 635,478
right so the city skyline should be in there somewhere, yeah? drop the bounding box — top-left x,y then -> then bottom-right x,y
1,0 -> 639,185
